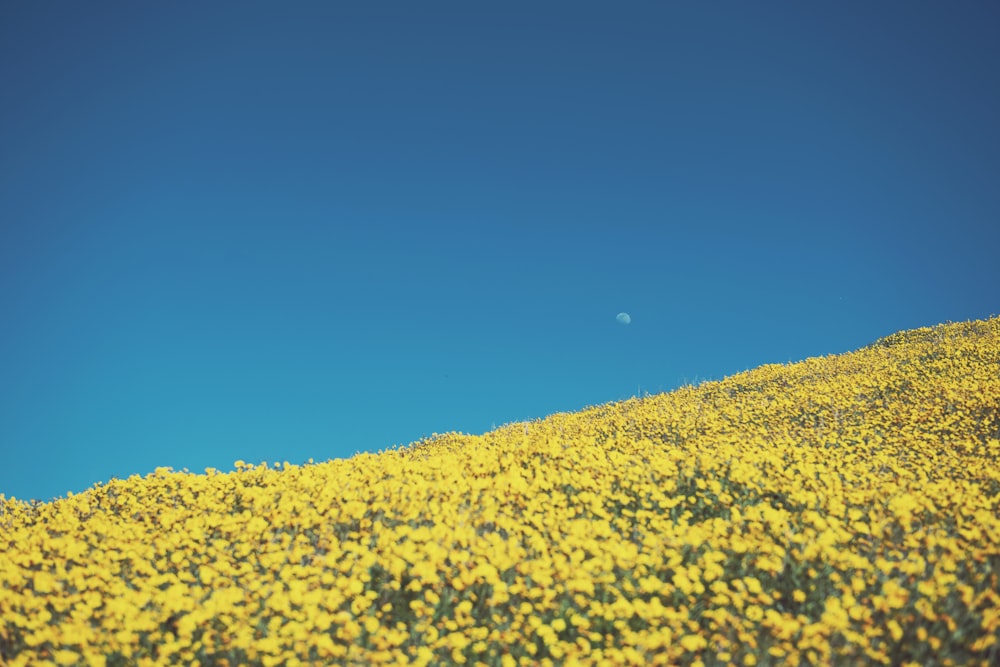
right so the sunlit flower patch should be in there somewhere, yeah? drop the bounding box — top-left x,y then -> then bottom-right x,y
2,317 -> 999,666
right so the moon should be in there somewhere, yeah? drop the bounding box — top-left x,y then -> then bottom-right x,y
616,312 -> 631,325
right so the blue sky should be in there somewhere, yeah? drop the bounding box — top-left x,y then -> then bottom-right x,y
2,2 -> 998,502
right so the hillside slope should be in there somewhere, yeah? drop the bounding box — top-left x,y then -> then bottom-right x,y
2,317 -> 999,666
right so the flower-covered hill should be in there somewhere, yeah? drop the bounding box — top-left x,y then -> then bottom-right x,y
2,317 -> 999,666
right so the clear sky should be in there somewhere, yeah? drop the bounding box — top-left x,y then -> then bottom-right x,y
2,2 -> 998,503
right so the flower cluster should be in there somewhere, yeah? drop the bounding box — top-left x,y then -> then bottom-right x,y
2,317 -> 999,666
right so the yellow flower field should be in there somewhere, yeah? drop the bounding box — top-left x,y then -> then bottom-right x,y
2,317 -> 999,666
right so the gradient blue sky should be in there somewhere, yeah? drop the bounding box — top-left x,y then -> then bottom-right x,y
2,3 -> 998,502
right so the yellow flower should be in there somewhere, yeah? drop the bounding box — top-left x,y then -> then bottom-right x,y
53,650 -> 80,666
679,634 -> 707,651
821,597 -> 849,631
